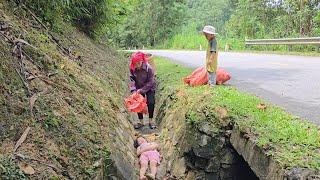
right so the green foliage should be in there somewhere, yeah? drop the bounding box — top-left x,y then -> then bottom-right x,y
157,23 -> 206,49
158,23 -> 246,50
163,0 -> 320,52
14,0 -> 320,48
66,0 -> 124,38
0,156 -> 26,180
113,0 -> 187,48
186,0 -> 234,35
314,11 -> 320,35
23,0 -> 67,32
1,2 -> 128,178
186,111 -> 199,125
184,0 -> 319,39
44,116 -> 62,129
22,0 -> 127,38
102,146 -> 113,175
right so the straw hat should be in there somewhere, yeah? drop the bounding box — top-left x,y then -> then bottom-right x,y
202,26 -> 218,35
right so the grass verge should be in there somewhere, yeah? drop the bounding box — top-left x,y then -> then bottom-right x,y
157,32 -> 320,57
155,57 -> 320,170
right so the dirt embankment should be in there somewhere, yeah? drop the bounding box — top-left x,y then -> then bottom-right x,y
0,2 -> 138,179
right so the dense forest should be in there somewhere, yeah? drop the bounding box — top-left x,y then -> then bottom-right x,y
114,0 -> 320,49
19,0 -> 320,50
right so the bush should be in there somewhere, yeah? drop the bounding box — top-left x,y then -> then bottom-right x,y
0,155 -> 26,180
21,0 -> 120,38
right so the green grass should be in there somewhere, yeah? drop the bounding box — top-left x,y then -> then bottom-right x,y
155,57 -> 320,170
0,155 -> 26,180
158,34 -> 320,56
156,23 -> 245,50
156,24 -> 320,56
157,33 -> 245,51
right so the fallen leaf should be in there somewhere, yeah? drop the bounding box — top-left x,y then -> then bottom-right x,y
47,72 -> 58,77
47,140 -> 60,155
53,110 -> 62,117
93,159 -> 102,168
60,156 -> 69,164
29,93 -> 39,112
262,143 -> 271,151
13,127 -> 31,153
0,23 -> 9,31
144,133 -> 158,141
19,163 -> 35,175
257,103 -> 267,110
26,75 -> 37,80
37,115 -> 47,121
13,38 -> 37,49
215,107 -> 228,119
177,90 -> 185,97
243,133 -> 251,139
134,132 -> 140,137
39,77 -> 54,85
60,63 -> 65,69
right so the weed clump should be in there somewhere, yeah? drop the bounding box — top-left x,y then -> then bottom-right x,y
0,156 -> 26,180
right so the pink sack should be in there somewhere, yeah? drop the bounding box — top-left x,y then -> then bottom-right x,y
125,92 -> 148,114
216,69 -> 231,85
183,67 -> 209,86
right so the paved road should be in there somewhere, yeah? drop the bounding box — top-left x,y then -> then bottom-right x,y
140,50 -> 320,125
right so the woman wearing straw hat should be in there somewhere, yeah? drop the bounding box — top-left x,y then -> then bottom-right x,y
202,25 -> 218,86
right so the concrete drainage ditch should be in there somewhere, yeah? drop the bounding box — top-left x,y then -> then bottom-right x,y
152,91 -> 319,180
155,104 -> 259,180
101,91 -> 319,180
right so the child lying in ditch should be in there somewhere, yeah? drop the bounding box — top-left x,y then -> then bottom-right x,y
134,136 -> 161,180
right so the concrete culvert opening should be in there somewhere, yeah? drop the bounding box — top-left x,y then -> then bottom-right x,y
184,144 -> 259,180
165,127 -> 260,180
153,91 -> 261,180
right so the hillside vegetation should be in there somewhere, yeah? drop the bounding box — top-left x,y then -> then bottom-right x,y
0,1 -> 132,179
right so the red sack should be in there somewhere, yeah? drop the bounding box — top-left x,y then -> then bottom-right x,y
125,93 -> 148,114
184,67 -> 209,86
216,69 -> 231,85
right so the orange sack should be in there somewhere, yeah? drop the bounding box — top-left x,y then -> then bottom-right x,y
216,69 -> 231,85
183,67 -> 209,86
125,92 -> 148,114
184,67 -> 231,86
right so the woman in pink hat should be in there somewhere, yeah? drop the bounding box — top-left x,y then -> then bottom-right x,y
129,52 -> 157,129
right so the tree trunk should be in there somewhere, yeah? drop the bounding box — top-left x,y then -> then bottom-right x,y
299,0 -> 305,36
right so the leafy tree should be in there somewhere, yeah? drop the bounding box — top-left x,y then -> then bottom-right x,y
112,0 -> 187,48
14,0 -> 320,47
21,0 -> 127,38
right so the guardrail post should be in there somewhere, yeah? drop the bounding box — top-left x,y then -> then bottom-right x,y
317,45 -> 320,53
288,45 -> 293,51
